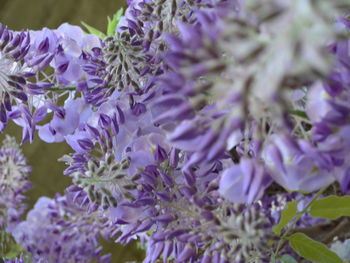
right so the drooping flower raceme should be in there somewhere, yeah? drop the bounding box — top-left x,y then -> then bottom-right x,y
12,191 -> 111,263
0,135 -> 31,233
2,0 -> 350,262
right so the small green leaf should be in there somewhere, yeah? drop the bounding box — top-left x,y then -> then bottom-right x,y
310,195 -> 350,220
81,21 -> 106,39
288,233 -> 343,263
136,241 -> 144,250
4,243 -> 23,259
272,200 -> 297,236
107,8 -> 124,36
279,254 -> 298,263
289,110 -> 308,119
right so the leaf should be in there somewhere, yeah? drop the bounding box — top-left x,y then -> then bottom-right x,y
136,241 -> 144,250
289,110 -> 308,119
81,21 -> 106,39
310,195 -> 350,220
107,8 -> 124,36
288,233 -> 343,263
279,254 -> 298,263
4,243 -> 23,259
272,200 -> 297,236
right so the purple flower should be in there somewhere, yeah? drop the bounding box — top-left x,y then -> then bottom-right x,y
0,25 -> 32,127
38,98 -> 92,143
4,257 -> 26,263
219,158 -> 272,204
0,136 -> 32,233
263,135 -> 335,192
306,82 -> 334,124
12,193 -> 111,263
29,23 -> 102,86
2,1 -> 350,263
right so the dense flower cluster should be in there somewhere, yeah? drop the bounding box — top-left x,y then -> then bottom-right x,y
0,136 -> 31,233
1,0 -> 350,262
12,191 -> 111,263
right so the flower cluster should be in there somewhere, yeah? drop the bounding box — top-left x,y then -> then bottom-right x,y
12,191 -> 111,263
0,136 -> 31,233
1,0 -> 350,262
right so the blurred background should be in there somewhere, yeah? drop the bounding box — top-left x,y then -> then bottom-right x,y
0,0 -> 145,261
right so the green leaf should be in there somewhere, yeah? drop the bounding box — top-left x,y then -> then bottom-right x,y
289,110 -> 308,119
272,200 -> 297,236
4,243 -> 23,259
81,21 -> 106,39
310,195 -> 350,220
288,233 -> 343,263
279,254 -> 298,263
107,8 -> 124,36
136,240 -> 144,250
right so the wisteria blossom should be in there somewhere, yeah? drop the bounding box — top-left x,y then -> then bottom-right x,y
12,192 -> 111,263
2,0 -> 350,262
0,136 -> 31,233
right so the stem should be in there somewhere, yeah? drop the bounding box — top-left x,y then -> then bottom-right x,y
47,85 -> 110,92
272,187 -> 327,261
47,87 -> 77,91
321,217 -> 350,244
80,177 -> 115,183
291,217 -> 350,244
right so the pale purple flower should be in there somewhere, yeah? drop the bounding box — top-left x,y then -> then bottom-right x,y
2,1 -> 350,263
38,98 -> 92,143
0,136 -> 31,232
219,158 -> 272,204
263,135 -> 336,192
12,194 -> 111,263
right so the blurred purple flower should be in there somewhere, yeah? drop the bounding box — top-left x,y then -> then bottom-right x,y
0,136 -> 31,233
219,158 -> 272,204
12,194 -> 111,263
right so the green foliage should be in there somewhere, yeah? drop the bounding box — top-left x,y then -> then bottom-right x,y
3,243 -> 23,259
136,241 -> 144,250
289,110 -> 308,119
1,231 -> 24,260
279,254 -> 298,263
288,233 -> 343,263
310,195 -> 350,220
107,8 -> 124,36
273,200 -> 297,236
82,8 -> 124,39
81,21 -> 106,39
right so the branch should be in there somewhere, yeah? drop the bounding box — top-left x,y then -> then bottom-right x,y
293,217 -> 350,244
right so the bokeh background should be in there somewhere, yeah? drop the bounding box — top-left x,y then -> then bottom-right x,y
0,0 -> 144,261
